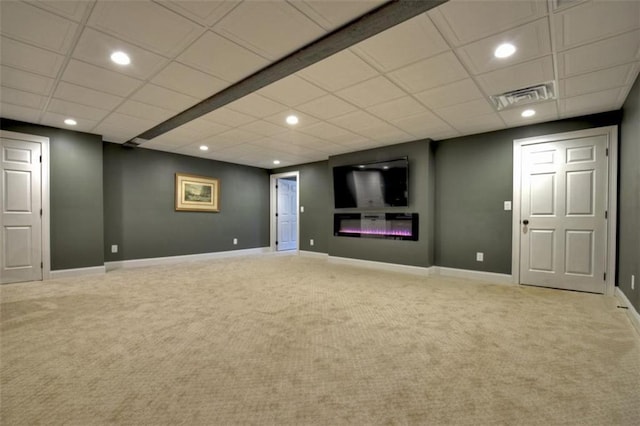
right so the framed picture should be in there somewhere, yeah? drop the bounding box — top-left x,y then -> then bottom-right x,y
175,173 -> 219,212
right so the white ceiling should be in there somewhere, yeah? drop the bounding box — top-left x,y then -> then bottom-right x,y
1,0 -> 639,169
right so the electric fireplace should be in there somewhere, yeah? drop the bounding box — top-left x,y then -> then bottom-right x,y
334,213 -> 418,241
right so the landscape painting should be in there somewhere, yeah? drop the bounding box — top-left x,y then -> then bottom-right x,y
175,173 -> 219,212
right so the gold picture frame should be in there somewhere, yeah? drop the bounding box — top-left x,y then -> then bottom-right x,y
175,173 -> 219,212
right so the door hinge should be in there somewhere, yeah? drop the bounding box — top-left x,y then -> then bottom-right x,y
275,213 -> 278,217
39,155 -> 42,163
40,209 -> 43,216
275,241 -> 278,245
604,273 -> 607,281
605,148 -> 609,156
40,262 -> 43,269
605,210 -> 608,219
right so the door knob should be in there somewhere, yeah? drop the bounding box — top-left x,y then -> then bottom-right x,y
522,219 -> 529,225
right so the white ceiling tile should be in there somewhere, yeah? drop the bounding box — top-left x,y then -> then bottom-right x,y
242,120 -> 288,137
553,0 -> 640,51
296,95 -> 357,120
453,113 -> 506,135
156,1 -> 240,27
456,18 -> 552,75
173,118 -> 233,140
499,101 -> 559,126
264,109 -> 320,129
88,1 -> 203,57
195,135 -> 243,152
387,51 -> 468,93
414,79 -> 484,110
475,55 -> 555,96
40,112 -> 98,133
72,28 -> 170,80
560,87 -> 626,115
0,1 -> 78,53
215,128 -> 261,144
0,86 -> 46,109
94,112 -> 158,141
131,83 -> 199,112
290,0 -> 386,30
297,121 -> 356,142
47,98 -> 111,122
115,100 -> 175,122
25,0 -> 90,22
146,131 -> 193,147
0,37 -> 64,78
53,81 -> 125,111
257,75 -> 326,107
152,61 -> 229,98
0,65 -> 54,95
177,30 -> 268,82
558,30 -> 640,77
213,1 -> 325,60
201,107 -> 256,127
357,123 -> 413,143
367,96 -> 427,122
329,109 -> 387,133
435,98 -> 496,122
61,59 -> 143,97
141,143 -> 178,154
429,0 -> 547,47
0,103 -> 41,123
391,110 -> 451,138
561,63 -> 640,98
335,76 -> 406,108
227,93 -> 288,118
298,49 -> 379,92
353,13 -> 449,72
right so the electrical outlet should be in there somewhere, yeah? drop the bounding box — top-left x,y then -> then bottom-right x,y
476,252 -> 484,262
632,275 -> 635,290
233,238 -> 238,245
111,245 -> 118,253
310,239 -> 314,246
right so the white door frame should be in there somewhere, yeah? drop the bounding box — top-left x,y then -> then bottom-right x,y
270,171 -> 299,252
512,126 -> 618,295
1,130 -> 51,280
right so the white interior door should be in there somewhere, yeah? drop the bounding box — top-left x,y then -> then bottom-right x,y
520,135 -> 608,293
1,136 -> 43,284
277,178 -> 297,251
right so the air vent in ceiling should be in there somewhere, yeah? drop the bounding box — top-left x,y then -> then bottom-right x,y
489,81 -> 557,111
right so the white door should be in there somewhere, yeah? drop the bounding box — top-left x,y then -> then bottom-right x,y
1,136 -> 43,284
520,135 -> 608,293
277,178 -> 297,251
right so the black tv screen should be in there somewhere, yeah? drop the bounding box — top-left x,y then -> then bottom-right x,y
333,158 -> 409,209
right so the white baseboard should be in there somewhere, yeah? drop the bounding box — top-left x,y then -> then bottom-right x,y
431,266 -> 513,284
50,265 -> 106,279
299,250 -> 328,258
615,287 -> 640,336
328,256 -> 433,276
105,247 -> 270,271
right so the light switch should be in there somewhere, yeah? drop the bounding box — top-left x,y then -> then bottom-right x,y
504,201 -> 512,211
300,206 -> 304,213
111,245 -> 118,253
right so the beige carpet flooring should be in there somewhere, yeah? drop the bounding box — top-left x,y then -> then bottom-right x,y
1,254 -> 639,425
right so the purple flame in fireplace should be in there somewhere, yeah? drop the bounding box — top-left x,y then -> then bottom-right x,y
339,228 -> 412,237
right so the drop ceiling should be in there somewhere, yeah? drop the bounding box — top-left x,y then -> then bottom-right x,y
1,0 -> 638,169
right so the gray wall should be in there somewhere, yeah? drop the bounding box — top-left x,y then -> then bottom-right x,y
433,111 -> 622,274
328,139 -> 435,267
0,119 -> 104,270
619,75 -> 640,312
103,143 -> 270,261
273,161 -> 330,253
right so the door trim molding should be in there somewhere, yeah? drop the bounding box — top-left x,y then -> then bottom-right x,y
0,130 -> 51,281
269,171 -> 300,252
512,125 -> 618,295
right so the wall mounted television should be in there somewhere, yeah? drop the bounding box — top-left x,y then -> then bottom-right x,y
333,157 -> 409,209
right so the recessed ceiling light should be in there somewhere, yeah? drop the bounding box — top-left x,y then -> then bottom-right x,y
273,160 -> 281,165
521,109 -> 536,118
199,145 -> 208,151
285,115 -> 298,125
383,166 -> 389,170
358,165 -> 365,169
110,51 -> 130,65
64,118 -> 77,126
494,43 -> 516,59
